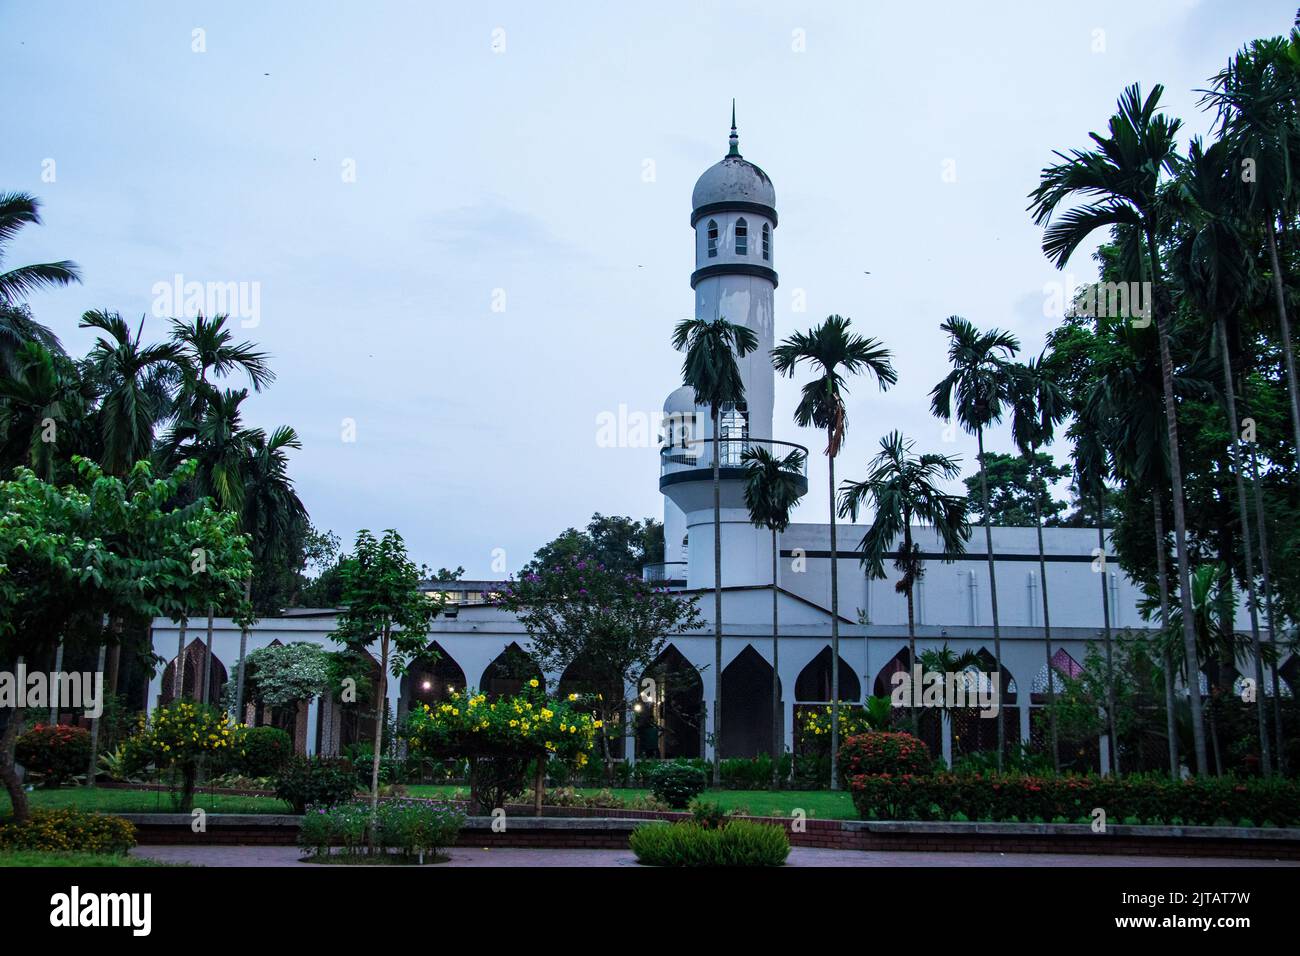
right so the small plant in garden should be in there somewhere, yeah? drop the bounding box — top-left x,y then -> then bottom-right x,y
0,808 -> 136,855
15,724 -> 92,787
298,799 -> 465,864
629,820 -> 790,867
837,731 -> 933,781
233,726 -> 292,777
274,756 -> 358,813
130,700 -> 239,810
648,760 -> 708,809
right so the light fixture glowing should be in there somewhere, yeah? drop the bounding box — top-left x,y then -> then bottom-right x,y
421,680 -> 432,691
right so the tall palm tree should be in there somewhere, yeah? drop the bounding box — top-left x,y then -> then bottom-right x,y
930,315 -> 1019,768
1172,135 -> 1273,773
741,444 -> 807,787
1069,419 -> 1121,775
0,303 -> 64,379
234,425 -> 308,715
80,310 -> 180,477
1029,83 -> 1209,774
773,315 -> 896,789
1203,37 -> 1300,461
0,192 -> 80,307
1009,354 -> 1069,771
672,315 -> 757,786
0,341 -> 89,480
839,431 -> 969,737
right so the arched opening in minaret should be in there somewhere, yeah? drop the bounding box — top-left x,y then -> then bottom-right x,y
706,219 -> 718,258
720,645 -> 782,758
735,217 -> 748,255
761,222 -> 770,260
634,645 -> 703,759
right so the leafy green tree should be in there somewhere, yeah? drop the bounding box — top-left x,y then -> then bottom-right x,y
1029,83 -> 1210,774
930,315 -> 1019,767
774,315 -> 896,789
523,513 -> 664,579
840,431 -> 969,736
222,642 -> 331,716
741,443 -> 807,783
962,451 -> 1070,527
333,529 -> 437,816
0,341 -> 92,480
496,557 -> 703,776
672,315 -> 757,786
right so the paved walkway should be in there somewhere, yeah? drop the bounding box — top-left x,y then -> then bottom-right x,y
132,845 -> 1298,868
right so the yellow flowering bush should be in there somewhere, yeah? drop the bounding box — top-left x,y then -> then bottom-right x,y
0,808 -> 136,854
797,705 -> 876,754
131,700 -> 241,810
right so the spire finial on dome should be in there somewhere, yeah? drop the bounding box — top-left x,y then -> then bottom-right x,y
728,99 -> 740,157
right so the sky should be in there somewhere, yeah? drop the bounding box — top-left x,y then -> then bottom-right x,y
1,0 -> 1291,577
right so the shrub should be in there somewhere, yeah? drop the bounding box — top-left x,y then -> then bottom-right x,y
629,820 -> 789,867
848,772 -> 1300,826
131,701 -> 239,810
275,756 -> 358,813
15,724 -> 92,787
688,798 -> 733,829
837,731 -> 932,781
719,754 -> 794,790
298,799 -> 465,861
649,761 -> 708,809
0,809 -> 136,854
234,726 -> 292,777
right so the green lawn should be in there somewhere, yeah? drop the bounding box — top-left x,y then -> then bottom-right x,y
0,850 -> 171,867
403,785 -> 857,820
5,785 -> 857,821
3,787 -> 293,816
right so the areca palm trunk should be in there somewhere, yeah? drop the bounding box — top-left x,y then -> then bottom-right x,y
234,579 -> 252,719
86,637 -> 107,787
828,439 -> 841,790
1096,497 -> 1119,775
1249,450 -> 1286,773
903,518 -> 919,738
1217,318 -> 1271,774
771,527 -> 780,789
1147,230 -> 1208,775
976,428 -> 1004,769
712,411 -> 722,787
1153,501 -> 1179,779
1031,460 -> 1060,773
1265,224 -> 1300,458
369,628 -> 389,849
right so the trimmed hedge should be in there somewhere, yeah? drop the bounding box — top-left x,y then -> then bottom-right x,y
837,732 -> 932,781
0,808 -> 136,854
629,820 -> 790,866
849,772 -> 1300,827
648,761 -> 708,809
15,724 -> 92,787
234,726 -> 292,777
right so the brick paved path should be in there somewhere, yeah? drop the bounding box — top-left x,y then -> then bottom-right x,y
132,845 -> 1298,868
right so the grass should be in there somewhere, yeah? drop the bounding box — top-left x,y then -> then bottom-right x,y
0,850 -> 171,867
4,784 -> 856,821
403,784 -> 857,820
2,787 -> 293,816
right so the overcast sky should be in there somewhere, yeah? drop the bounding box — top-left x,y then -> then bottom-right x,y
1,1 -> 1290,576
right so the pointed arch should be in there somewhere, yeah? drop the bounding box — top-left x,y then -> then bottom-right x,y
636,644 -> 704,759
734,217 -> 748,255
706,219 -> 719,258
404,641 -> 468,709
479,642 -> 543,699
720,645 -> 782,758
795,646 -> 861,703
873,646 -> 913,698
160,638 -> 227,706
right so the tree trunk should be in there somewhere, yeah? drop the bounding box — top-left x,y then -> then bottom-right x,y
1153,501 -> 1179,779
1249,449 -> 1286,774
771,527 -> 781,790
904,521 -> 918,738
533,756 -> 545,817
1097,495 -> 1119,776
711,410 -> 722,787
86,637 -> 108,788
1217,316 -> 1271,774
0,699 -> 28,824
370,631 -> 388,845
976,429 -> 1004,769
202,606 -> 215,706
50,641 -> 63,724
1147,229 -> 1207,775
1031,455 -> 1060,773
106,643 -> 121,697
1265,222 -> 1300,458
828,439 -> 841,789
234,580 -> 252,718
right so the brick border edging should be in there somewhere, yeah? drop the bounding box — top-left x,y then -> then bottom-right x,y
117,811 -> 1300,859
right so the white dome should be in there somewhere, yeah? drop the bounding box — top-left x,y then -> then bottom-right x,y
664,385 -> 697,415
691,154 -> 775,210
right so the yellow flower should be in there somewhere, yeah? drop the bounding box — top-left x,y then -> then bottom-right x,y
529,678 -> 539,688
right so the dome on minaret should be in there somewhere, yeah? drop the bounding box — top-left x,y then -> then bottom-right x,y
690,103 -> 776,213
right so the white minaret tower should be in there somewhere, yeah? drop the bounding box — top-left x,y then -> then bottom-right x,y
659,106 -> 806,590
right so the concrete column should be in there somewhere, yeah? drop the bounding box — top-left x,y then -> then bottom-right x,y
941,712 -> 952,768
1019,698 -> 1031,748
387,678 -> 403,759
306,696 -> 320,756
624,680 -> 637,766
1099,735 -> 1111,777
701,679 -> 716,763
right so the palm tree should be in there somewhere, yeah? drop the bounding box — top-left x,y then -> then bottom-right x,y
1029,83 -> 1209,775
1008,354 -> 1069,771
1,303 -> 64,378
839,431 -> 969,737
930,315 -> 1019,768
1069,419 -> 1121,775
1202,37 -> 1300,461
234,425 -> 308,715
80,310 -> 180,477
0,342 -> 89,480
1172,136 -> 1272,773
773,315 -> 896,789
0,192 -> 80,307
672,315 -> 758,786
741,444 -> 807,787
